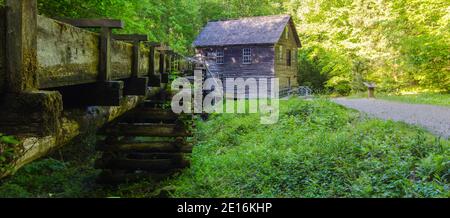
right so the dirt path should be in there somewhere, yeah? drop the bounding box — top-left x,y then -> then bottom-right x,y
332,98 -> 450,138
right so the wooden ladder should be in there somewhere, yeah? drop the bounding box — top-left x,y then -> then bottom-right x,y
95,90 -> 193,184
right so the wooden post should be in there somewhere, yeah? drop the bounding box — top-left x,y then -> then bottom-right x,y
0,0 -> 63,136
6,0 -> 38,92
0,6 -> 6,93
145,42 -> 161,87
368,87 -> 375,98
364,82 -> 377,99
99,27 -> 112,81
112,34 -> 148,77
112,34 -> 149,96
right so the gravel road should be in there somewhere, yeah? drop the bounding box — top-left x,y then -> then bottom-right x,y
332,98 -> 450,138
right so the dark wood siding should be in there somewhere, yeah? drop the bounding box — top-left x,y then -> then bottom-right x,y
199,45 -> 275,78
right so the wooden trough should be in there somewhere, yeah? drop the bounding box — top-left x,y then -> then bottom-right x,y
0,0 -> 194,179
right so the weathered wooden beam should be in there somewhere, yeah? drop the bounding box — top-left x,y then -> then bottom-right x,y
159,52 -> 165,74
161,73 -> 170,84
101,123 -> 190,137
56,18 -> 124,28
95,157 -> 190,171
97,170 -> 177,184
112,34 -> 148,42
55,81 -> 124,107
113,34 -> 147,78
0,6 -> 6,93
58,19 -> 123,83
148,47 -> 160,87
0,91 -> 63,136
123,77 -> 149,96
143,100 -> 165,108
123,108 -> 179,123
5,0 -> 38,92
99,27 -> 112,82
126,152 -> 188,160
97,140 -> 192,153
145,42 -> 161,47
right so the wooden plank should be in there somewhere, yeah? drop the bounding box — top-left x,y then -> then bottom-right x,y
96,157 -> 190,171
145,42 -> 161,47
55,81 -> 124,107
0,91 -> 63,136
126,152 -> 188,160
123,77 -> 148,96
56,18 -> 124,28
37,15 -> 100,88
113,34 -> 148,79
102,123 -> 190,137
0,7 -> 6,93
113,34 -> 148,42
123,108 -> 179,123
147,46 -> 161,87
161,73 -> 169,83
97,170 -> 178,184
99,27 -> 112,81
37,16 -> 152,88
5,0 -> 38,92
97,141 -> 192,153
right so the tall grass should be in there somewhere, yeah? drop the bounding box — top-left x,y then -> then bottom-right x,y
165,98 -> 450,198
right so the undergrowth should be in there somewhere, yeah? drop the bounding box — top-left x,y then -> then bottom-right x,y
164,98 -> 450,198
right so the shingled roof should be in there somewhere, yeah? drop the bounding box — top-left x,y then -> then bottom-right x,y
193,15 -> 301,47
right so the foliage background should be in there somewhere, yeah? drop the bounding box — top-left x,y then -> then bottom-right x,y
2,0 -> 449,93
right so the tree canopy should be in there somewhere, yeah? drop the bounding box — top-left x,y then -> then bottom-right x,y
1,0 -> 448,93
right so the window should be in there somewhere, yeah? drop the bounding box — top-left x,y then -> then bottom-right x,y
278,46 -> 283,61
216,50 -> 224,64
285,27 -> 289,40
242,48 -> 252,64
286,49 -> 292,66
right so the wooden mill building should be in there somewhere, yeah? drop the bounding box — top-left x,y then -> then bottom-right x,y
193,15 -> 302,95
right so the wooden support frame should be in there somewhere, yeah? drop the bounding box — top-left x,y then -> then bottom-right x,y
122,77 -> 148,96
56,18 -> 125,105
0,1 -> 64,136
55,19 -> 124,29
113,34 -> 149,96
55,81 -> 124,107
145,42 -> 162,87
0,6 -> 6,93
58,18 -> 123,82
112,34 -> 148,78
5,0 -> 39,92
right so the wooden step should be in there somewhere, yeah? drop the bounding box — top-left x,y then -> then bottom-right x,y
95,157 -> 190,171
126,152 -> 189,160
101,123 -> 191,137
123,108 -> 179,123
143,100 -> 166,108
97,139 -> 193,153
96,170 -> 179,184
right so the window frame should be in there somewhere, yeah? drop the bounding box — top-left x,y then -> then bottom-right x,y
216,49 -> 224,64
278,45 -> 283,61
285,26 -> 289,40
242,48 -> 252,64
286,49 -> 292,66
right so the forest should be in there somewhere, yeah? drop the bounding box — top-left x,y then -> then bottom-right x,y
0,0 -> 449,199
2,0 -> 447,94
